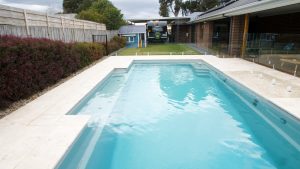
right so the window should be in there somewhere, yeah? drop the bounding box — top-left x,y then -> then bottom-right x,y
153,26 -> 163,32
127,36 -> 134,43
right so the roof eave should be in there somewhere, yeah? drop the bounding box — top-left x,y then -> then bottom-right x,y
193,0 -> 300,23
225,0 -> 300,16
119,32 -> 145,34
195,14 -> 225,23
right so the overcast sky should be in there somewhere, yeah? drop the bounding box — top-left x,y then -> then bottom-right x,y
0,0 -> 160,19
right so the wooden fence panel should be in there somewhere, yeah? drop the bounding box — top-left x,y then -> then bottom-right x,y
0,4 -> 118,42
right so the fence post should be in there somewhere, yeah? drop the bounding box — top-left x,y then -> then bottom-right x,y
23,9 -> 30,37
105,34 -> 108,55
60,16 -> 65,42
72,19 -> 76,42
46,13 -> 50,39
83,21 -> 86,42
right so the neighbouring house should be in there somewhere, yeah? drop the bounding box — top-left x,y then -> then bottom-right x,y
119,25 -> 147,48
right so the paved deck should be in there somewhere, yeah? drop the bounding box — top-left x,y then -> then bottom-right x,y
0,55 -> 300,169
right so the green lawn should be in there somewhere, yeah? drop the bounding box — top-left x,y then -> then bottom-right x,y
118,44 -> 201,56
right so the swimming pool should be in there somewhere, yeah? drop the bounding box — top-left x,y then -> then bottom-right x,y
56,61 -> 300,169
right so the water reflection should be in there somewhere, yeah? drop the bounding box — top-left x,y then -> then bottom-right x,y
159,64 -> 214,104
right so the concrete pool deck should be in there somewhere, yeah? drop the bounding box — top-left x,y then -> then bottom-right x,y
0,55 -> 300,169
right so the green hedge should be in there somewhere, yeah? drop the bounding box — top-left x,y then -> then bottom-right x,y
0,35 -> 125,110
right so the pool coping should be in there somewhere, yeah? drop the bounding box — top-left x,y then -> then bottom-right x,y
0,55 -> 300,169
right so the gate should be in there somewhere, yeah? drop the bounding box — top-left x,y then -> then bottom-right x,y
92,34 -> 108,55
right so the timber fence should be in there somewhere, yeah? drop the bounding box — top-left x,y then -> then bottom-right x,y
0,4 -> 118,42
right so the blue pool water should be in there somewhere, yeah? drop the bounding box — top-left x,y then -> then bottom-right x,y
57,61 -> 300,169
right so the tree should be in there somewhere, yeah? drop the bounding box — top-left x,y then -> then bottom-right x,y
102,7 -> 126,30
76,0 -> 95,12
159,0 -> 169,17
63,0 -> 125,30
76,0 -> 125,30
159,0 -> 221,17
172,0 -> 182,17
63,0 -> 83,13
181,0 -> 220,16
76,9 -> 104,23
159,0 -> 182,17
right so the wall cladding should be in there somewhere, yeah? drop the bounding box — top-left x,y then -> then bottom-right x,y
172,25 -> 191,43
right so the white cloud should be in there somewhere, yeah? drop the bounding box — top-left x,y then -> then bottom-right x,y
0,0 -> 50,12
104,0 -> 160,19
0,0 -> 160,18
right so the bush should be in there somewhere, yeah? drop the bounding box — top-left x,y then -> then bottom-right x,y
0,36 -> 108,110
107,36 -> 126,54
73,42 -> 105,68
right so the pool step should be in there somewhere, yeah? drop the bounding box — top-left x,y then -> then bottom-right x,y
194,68 -> 210,73
194,68 -> 210,77
191,63 -> 211,77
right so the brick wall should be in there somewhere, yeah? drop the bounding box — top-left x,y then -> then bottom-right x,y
188,25 -> 192,43
203,22 -> 214,49
193,16 -> 246,57
195,23 -> 202,48
228,15 -> 245,57
172,25 -> 190,43
195,22 -> 213,50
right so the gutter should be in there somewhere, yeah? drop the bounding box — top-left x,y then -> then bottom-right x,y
224,0 -> 300,16
127,16 -> 190,23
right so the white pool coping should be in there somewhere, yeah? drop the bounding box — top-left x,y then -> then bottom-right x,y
0,55 -> 300,169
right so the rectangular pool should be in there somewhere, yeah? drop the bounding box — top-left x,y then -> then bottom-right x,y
56,61 -> 300,169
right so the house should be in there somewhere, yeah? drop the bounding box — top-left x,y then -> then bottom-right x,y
119,25 -> 147,48
170,12 -> 203,43
179,0 -> 300,58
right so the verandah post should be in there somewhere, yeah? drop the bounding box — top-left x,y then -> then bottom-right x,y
241,14 -> 249,58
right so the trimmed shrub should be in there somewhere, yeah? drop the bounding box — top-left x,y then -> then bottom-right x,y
107,36 -> 126,54
73,42 -> 105,68
0,36 -> 108,109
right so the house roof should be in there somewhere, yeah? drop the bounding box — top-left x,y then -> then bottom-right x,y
119,25 -> 146,34
127,12 -> 200,24
188,12 -> 204,22
192,0 -> 300,23
127,16 -> 190,23
196,0 -> 257,20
